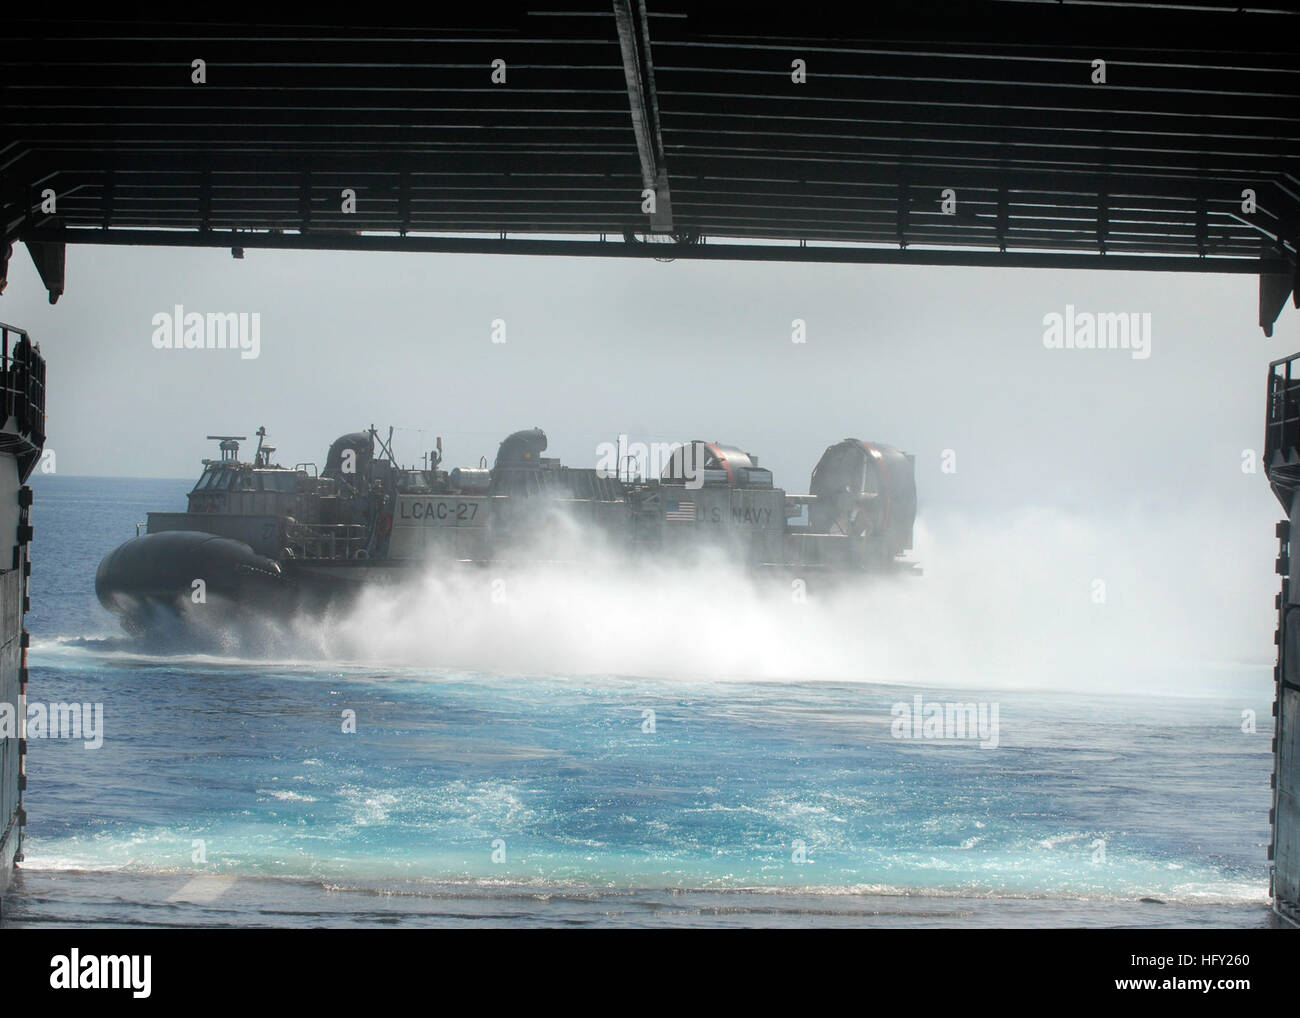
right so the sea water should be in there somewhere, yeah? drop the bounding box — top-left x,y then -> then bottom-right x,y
1,477 -> 1277,927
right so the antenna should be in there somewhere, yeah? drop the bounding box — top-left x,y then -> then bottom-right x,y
206,435 -> 247,463
369,424 -> 397,465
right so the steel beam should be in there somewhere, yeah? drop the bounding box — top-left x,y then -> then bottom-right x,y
613,0 -> 672,233
24,218 -> 64,304
1262,253 -> 1296,337
19,225 -> 1276,275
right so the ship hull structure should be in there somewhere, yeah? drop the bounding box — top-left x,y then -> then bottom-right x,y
0,323 -> 44,903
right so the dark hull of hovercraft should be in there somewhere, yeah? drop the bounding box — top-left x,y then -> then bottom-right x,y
95,531 -> 310,634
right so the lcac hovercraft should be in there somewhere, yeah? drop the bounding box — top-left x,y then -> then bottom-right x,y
95,426 -> 918,634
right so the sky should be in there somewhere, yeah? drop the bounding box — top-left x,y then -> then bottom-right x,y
3,241 -> 1297,688
2,242 -> 1294,496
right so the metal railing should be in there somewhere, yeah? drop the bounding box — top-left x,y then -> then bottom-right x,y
0,323 -> 46,447
285,521 -> 367,561
1267,353 -> 1300,470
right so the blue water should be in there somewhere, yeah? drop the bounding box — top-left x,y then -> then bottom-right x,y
2,476 -> 1279,927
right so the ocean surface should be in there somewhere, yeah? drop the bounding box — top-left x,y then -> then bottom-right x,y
0,476 -> 1282,928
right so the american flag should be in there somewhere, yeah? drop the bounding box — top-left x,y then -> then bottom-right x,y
665,499 -> 696,522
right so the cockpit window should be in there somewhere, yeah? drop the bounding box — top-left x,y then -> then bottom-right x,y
252,471 -> 297,492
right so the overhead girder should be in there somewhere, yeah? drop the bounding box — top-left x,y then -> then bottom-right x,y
613,0 -> 673,234
0,6 -> 1297,332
